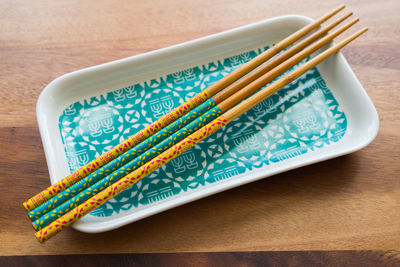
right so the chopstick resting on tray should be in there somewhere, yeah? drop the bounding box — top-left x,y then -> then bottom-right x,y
31,8 -> 367,241
23,5 -> 346,212
29,10 -> 355,230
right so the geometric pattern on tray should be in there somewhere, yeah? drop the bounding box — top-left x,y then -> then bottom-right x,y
58,45 -> 347,217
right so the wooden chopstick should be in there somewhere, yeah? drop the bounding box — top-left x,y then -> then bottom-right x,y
212,11 -> 353,104
34,25 -> 367,243
30,12 -> 355,231
23,5 -> 346,213
204,4 -> 346,97
218,18 -> 359,113
223,28 -> 368,122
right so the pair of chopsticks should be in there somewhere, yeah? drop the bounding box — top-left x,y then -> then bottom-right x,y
22,4 -> 346,213
28,6 -> 356,230
24,5 -> 367,242
25,4 -> 351,226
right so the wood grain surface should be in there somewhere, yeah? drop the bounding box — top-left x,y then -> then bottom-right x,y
0,0 -> 399,256
1,251 -> 400,267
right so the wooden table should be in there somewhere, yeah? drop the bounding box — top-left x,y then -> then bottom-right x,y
1,0 -> 399,264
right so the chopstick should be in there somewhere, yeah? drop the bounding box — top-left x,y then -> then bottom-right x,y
223,27 -> 367,122
23,5 -> 346,213
218,18 -> 359,113
212,11 -> 353,104
30,13 -> 356,230
34,25 -> 368,242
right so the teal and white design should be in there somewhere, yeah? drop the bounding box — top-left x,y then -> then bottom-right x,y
58,45 -> 347,218
30,98 -> 217,222
33,105 -> 222,230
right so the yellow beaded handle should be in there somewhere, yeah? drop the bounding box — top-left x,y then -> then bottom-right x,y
23,91 -> 209,212
35,116 -> 228,242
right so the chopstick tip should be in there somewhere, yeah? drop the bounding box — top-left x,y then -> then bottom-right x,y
339,12 -> 353,22
346,18 -> 359,27
345,26 -> 369,43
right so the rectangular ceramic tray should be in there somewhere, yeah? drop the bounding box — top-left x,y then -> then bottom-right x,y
37,15 -> 379,233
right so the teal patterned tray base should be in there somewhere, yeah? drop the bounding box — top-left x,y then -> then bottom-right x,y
59,46 -> 347,218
